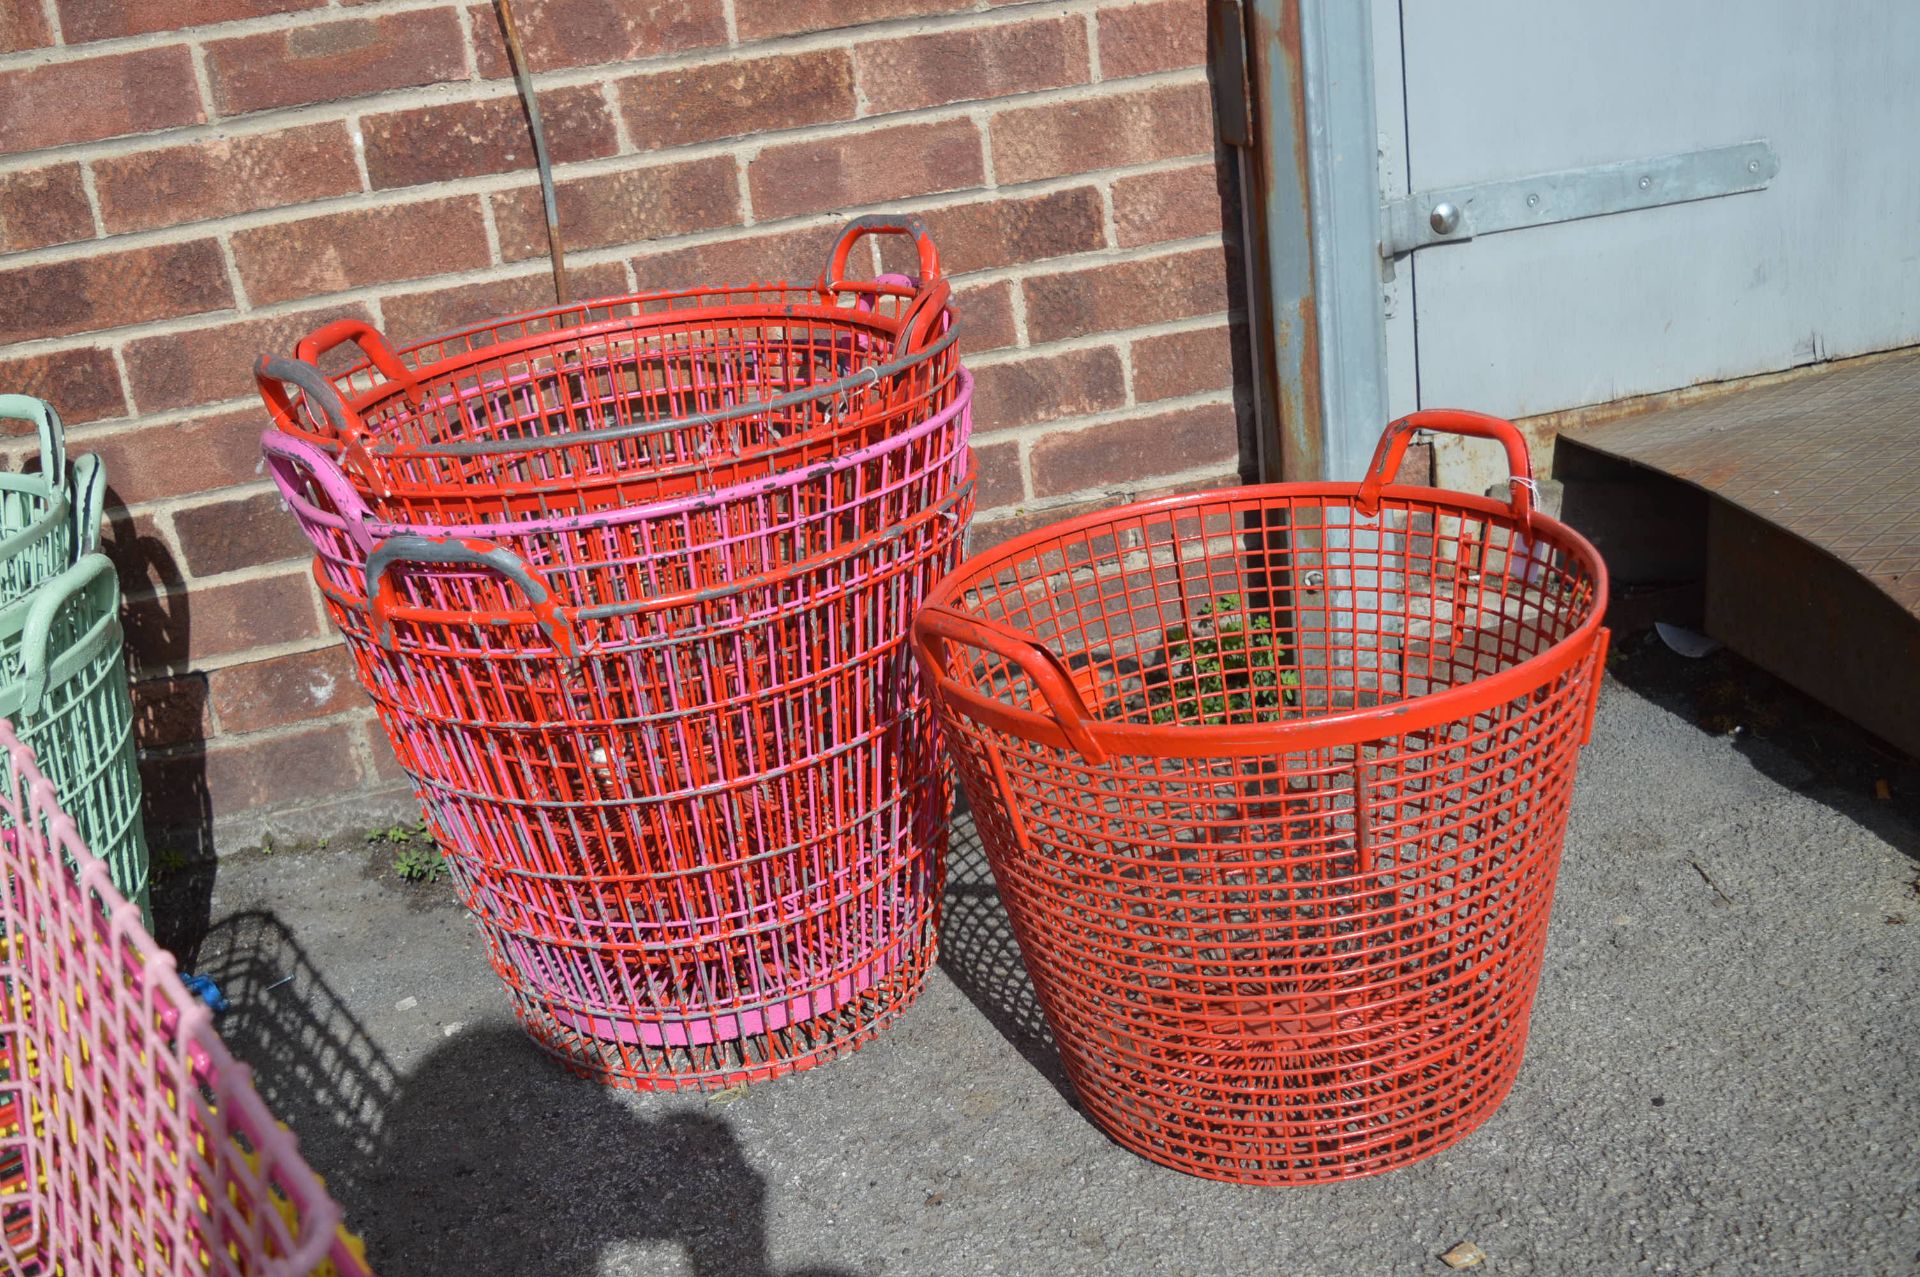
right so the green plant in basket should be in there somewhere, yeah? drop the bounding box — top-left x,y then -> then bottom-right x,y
1148,594 -> 1297,725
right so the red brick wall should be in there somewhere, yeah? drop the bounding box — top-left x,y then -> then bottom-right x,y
0,0 -> 1250,847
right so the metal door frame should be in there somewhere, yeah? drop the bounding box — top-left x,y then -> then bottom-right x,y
1239,0 -> 1389,482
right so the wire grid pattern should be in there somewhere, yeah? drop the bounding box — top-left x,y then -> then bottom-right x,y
0,722 -> 369,1276
0,558 -> 148,917
1567,347 -> 1920,610
266,284 -> 957,521
920,488 -> 1605,1182
317,482 -> 974,1089
271,369 -> 973,612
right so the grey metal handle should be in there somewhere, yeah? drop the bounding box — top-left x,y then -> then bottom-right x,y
0,394 -> 67,493
365,535 -> 579,656
254,354 -> 358,439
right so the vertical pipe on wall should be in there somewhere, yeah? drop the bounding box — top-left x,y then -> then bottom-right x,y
495,0 -> 570,306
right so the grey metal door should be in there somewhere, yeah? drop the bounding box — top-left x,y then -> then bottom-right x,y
1378,1 -> 1920,465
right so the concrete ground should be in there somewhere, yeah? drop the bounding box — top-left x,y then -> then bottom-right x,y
162,639 -> 1920,1276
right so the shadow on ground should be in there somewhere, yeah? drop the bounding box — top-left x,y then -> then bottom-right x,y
198,909 -> 861,1277
1605,627 -> 1920,864
934,802 -> 1074,1105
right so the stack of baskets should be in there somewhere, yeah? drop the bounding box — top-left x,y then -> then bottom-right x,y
258,217 -> 973,1089
0,394 -> 149,920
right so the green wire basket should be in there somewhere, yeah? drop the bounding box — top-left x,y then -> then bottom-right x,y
0,396 -> 88,611
0,553 -> 150,919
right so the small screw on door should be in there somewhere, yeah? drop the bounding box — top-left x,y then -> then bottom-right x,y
1428,202 -> 1461,235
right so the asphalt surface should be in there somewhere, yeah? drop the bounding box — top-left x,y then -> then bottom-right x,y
171,646 -> 1920,1276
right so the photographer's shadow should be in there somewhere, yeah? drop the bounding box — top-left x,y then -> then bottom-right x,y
357,1024 -> 860,1277
202,907 -> 862,1276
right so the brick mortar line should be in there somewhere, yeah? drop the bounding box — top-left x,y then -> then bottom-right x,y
477,196 -> 504,266
601,80 -> 635,153
0,52 -> 1207,183
4,0 -> 1121,74
1085,9 -> 1104,82
0,0 -> 1159,136
64,302 -> 1238,467
976,387 -> 1238,447
0,202 -> 1223,363
134,701 -> 375,764
0,0 -> 480,72
720,0 -> 741,46
733,156 -> 756,228
975,459 -> 1247,523
117,475 -> 283,522
186,40 -> 217,121
1014,437 -> 1035,501
0,73 -> 1209,268
74,161 -> 105,238
960,309 -> 1237,368
345,113 -> 373,191
455,0 -> 481,81
216,234 -> 251,310
21,151 -> 1214,286
120,557 -> 310,607
35,0 -> 61,44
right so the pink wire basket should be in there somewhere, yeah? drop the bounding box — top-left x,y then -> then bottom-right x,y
0,721 -> 369,1276
314,478 -> 973,1089
254,218 -> 958,523
264,369 -> 973,612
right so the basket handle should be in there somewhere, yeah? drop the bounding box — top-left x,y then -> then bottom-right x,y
365,534 -> 579,657
0,394 -> 67,493
292,318 -> 422,406
256,354 -> 362,440
820,214 -> 943,292
68,452 -> 104,557
260,429 -> 376,555
1356,409 -> 1534,528
19,553 -> 117,717
914,603 -> 1108,764
892,276 -> 951,360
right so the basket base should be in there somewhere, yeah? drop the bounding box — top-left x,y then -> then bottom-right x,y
539,934 -> 913,1048
508,937 -> 937,1092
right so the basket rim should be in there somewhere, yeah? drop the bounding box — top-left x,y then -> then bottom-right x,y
914,478 -> 1611,758
312,291 -> 960,461
289,367 -> 973,543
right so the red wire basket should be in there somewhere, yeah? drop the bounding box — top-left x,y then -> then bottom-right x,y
0,721 -> 369,1275
912,412 -> 1609,1184
263,367 -> 972,612
319,477 -> 974,1089
254,217 -> 958,522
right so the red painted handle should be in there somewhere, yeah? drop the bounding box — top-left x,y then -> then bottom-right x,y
820,214 -> 943,291
891,277 -> 951,360
915,603 -> 1107,763
1356,408 -> 1534,527
293,318 -> 421,404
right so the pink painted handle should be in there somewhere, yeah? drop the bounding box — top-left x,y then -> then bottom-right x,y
261,429 -> 376,554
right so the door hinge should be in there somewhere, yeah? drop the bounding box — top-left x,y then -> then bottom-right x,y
1380,140 -> 1779,257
